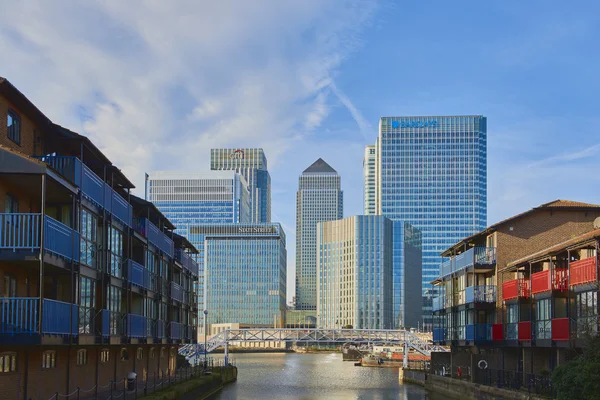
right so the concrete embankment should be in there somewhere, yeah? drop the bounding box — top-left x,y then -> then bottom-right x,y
399,369 -> 547,400
141,366 -> 238,400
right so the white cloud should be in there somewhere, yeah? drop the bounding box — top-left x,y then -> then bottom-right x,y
0,0 -> 378,302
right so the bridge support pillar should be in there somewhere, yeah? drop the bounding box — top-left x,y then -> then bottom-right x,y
403,342 -> 408,369
224,330 -> 229,366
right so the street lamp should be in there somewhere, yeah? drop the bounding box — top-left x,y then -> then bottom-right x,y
203,309 -> 208,368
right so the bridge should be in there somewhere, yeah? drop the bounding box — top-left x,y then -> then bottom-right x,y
179,328 -> 448,366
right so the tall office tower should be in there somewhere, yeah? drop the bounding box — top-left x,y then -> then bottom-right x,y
146,170 -> 251,314
316,216 -> 394,329
377,116 -> 487,329
295,158 -> 343,311
393,222 -> 423,328
363,144 -> 377,215
211,148 -> 271,223
191,223 -> 286,329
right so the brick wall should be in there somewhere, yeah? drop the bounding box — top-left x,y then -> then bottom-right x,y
495,209 -> 600,309
0,95 -> 46,157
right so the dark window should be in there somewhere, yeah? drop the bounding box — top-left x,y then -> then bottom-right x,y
5,193 -> 18,213
4,275 -> 16,297
7,110 -> 21,145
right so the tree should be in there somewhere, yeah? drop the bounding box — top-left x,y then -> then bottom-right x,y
552,335 -> 600,400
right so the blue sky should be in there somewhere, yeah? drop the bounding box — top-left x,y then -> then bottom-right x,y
1,1 -> 599,301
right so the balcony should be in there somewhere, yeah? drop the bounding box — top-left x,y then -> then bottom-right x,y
34,155 -> 132,226
439,247 -> 496,279
154,319 -> 165,339
99,309 -> 110,337
454,247 -> 475,271
175,249 -> 199,276
531,269 -> 568,295
0,298 -> 78,336
475,247 -> 497,266
502,278 -> 530,301
171,282 -> 184,303
127,259 -> 151,290
466,324 -> 491,342
433,328 -> 447,343
170,322 -> 182,340
552,318 -> 570,341
0,214 -> 80,262
506,323 -> 518,340
535,320 -> 552,340
492,324 -> 503,341
432,296 -> 446,311
518,321 -> 532,341
570,257 -> 597,286
440,259 -> 454,276
126,314 -> 148,338
133,218 -> 174,257
465,285 -> 497,304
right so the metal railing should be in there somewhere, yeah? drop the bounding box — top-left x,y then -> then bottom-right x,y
126,314 -> 148,338
170,321 -> 183,340
0,297 -> 38,334
126,259 -> 151,290
175,248 -> 199,276
465,285 -> 496,303
0,213 -> 40,250
42,299 -> 79,335
133,218 -> 174,257
170,282 -> 184,303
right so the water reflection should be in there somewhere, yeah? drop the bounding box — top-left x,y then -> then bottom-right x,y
214,353 -> 440,400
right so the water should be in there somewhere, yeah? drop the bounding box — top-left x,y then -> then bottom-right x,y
213,353 -> 440,400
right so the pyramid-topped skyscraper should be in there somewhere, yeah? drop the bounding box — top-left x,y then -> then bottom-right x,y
295,158 -> 343,311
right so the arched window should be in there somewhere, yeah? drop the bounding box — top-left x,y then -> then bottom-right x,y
42,351 -> 56,369
149,348 -> 156,359
160,348 -> 166,358
120,348 -> 129,362
136,348 -> 143,360
100,349 -> 110,364
76,350 -> 88,365
0,352 -> 17,373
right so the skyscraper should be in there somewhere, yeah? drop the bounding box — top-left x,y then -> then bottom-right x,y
316,215 -> 394,329
363,144 -> 377,215
211,148 -> 271,223
377,115 -> 487,329
295,158 -> 343,311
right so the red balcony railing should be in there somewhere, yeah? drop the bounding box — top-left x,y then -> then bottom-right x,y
503,279 -> 530,301
531,269 -> 568,294
571,257 -> 597,286
518,321 -> 531,341
552,318 -> 570,341
492,324 -> 503,341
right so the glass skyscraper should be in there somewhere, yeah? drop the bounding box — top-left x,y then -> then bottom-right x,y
193,223 -> 286,327
363,145 -> 377,215
316,215 -> 394,329
211,148 -> 271,223
295,158 -> 343,311
393,221 -> 423,329
377,115 -> 487,329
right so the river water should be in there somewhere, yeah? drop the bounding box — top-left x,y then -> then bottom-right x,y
213,353 -> 441,400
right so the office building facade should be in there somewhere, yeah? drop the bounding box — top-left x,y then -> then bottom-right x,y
377,115 -> 487,329
295,158 -> 343,311
363,144 -> 377,215
210,148 -> 271,223
190,224 -> 286,329
0,77 -> 197,400
316,216 -> 394,329
393,221 -> 423,329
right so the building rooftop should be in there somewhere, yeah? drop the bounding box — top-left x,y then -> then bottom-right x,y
441,199 -> 600,256
303,158 -> 337,174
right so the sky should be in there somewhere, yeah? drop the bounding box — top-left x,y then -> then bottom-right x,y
1,0 -> 600,303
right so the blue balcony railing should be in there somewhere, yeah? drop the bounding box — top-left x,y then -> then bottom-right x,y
42,299 -> 78,335
34,155 -> 132,227
465,285 -> 497,304
0,214 -> 79,262
175,249 -> 199,276
171,282 -> 184,303
0,297 -> 39,335
127,259 -> 151,290
454,247 -> 475,271
475,247 -> 496,266
440,259 -> 453,276
127,314 -> 148,338
99,309 -> 110,337
466,324 -> 492,342
439,247 -> 497,279
133,218 -> 174,257
432,296 -> 446,311
170,322 -> 182,340
45,216 -> 80,261
433,328 -> 447,343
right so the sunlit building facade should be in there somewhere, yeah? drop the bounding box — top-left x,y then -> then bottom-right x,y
377,115 -> 487,329
363,144 -> 377,215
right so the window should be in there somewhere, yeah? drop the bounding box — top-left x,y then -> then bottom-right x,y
42,351 -> 56,369
7,109 -> 21,145
160,348 -> 166,359
3,275 -> 16,297
120,348 -> 129,362
80,209 -> 98,268
76,350 -> 88,365
78,277 -> 95,334
0,353 -> 17,373
5,193 -> 18,213
100,349 -> 110,364
108,226 -> 123,277
149,348 -> 155,359
136,348 -> 143,360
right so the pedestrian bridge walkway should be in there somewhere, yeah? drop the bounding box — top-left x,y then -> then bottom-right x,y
179,328 -> 448,362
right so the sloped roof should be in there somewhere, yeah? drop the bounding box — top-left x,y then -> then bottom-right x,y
303,158 -> 337,174
442,199 -> 600,256
507,228 -> 600,268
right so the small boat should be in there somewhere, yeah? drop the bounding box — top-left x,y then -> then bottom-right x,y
354,362 -> 362,367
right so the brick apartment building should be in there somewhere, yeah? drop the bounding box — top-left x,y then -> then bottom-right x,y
0,77 -> 199,400
431,200 -> 600,381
